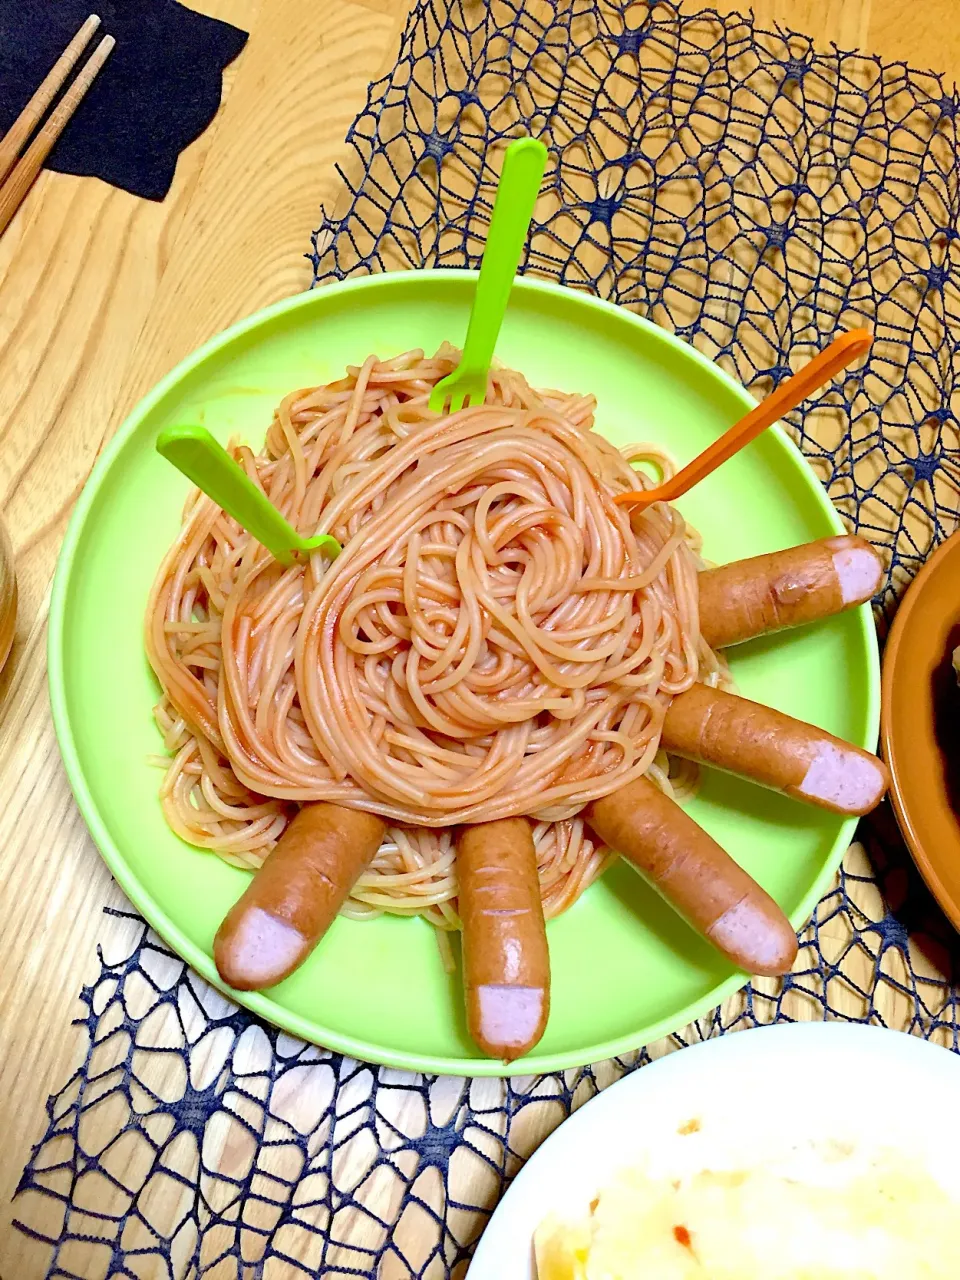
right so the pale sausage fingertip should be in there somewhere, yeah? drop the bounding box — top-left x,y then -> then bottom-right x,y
707,896 -> 798,977
793,743 -> 890,815
828,536 -> 883,606
214,906 -> 307,991
469,984 -> 549,1062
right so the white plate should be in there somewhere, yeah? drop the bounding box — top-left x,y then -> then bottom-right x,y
470,1023 -> 960,1278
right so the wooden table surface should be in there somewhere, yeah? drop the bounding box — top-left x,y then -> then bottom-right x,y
2,1 -> 959,1275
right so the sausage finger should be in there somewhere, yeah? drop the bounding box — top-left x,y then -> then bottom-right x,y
214,802 -> 386,991
586,777 -> 798,976
457,818 -> 550,1062
699,535 -> 882,649
662,684 -> 889,816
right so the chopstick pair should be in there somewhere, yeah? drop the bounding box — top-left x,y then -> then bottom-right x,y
0,14 -> 115,237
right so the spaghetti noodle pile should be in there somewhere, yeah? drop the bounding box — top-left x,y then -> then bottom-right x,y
147,349 -> 720,927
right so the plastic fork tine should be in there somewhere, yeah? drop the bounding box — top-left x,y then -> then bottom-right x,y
445,389 -> 471,414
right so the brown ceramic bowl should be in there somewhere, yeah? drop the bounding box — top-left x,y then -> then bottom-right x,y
881,531 -> 960,930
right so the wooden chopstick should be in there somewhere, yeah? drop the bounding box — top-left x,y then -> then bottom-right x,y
0,26 -> 115,238
0,15 -> 102,187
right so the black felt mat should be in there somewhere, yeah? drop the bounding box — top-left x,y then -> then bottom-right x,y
0,0 -> 248,201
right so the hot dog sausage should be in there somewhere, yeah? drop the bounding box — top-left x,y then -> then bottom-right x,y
662,684 -> 889,816
214,802 -> 386,991
699,535 -> 882,649
585,777 -> 798,976
457,818 -> 550,1062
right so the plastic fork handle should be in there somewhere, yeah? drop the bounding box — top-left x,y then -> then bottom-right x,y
695,328 -> 873,479
157,423 -> 308,567
615,328 -> 872,509
460,137 -> 548,374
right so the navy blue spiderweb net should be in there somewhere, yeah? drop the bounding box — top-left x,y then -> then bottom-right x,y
12,2 -> 960,1276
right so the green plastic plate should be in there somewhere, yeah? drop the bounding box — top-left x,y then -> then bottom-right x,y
48,272 -> 879,1076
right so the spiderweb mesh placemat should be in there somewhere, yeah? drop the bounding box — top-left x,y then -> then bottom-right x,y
12,1 -> 960,1276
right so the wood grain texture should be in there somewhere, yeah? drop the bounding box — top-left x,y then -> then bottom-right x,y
0,1 -> 956,1274
0,1 -> 406,1272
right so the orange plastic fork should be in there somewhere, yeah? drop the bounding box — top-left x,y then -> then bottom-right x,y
614,328 -> 873,512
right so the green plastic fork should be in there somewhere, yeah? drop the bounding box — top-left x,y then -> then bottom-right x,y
429,136 -> 548,414
156,423 -> 341,567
